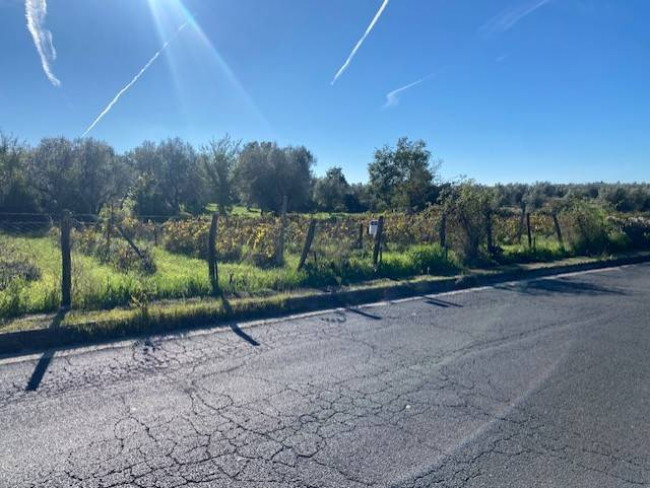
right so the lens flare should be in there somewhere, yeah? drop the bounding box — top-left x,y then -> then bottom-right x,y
145,0 -> 270,133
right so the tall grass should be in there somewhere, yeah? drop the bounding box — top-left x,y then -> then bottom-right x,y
0,234 -> 461,319
499,238 -> 569,265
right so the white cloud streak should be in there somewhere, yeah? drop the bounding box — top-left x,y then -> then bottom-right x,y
383,74 -> 433,109
480,0 -> 551,36
25,0 -> 60,86
331,0 -> 390,85
81,23 -> 188,138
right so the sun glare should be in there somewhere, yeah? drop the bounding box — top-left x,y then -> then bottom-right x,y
145,0 -> 270,132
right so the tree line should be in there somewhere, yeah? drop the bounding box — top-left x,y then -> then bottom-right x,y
1,130 -> 649,218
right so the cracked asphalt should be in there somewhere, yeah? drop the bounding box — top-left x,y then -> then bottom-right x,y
1,264 -> 650,487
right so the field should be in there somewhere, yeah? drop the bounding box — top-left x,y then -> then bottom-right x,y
1,206 -> 648,321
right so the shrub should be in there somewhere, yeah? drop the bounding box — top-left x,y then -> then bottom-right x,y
621,217 -> 650,249
565,198 -> 610,255
74,227 -> 156,274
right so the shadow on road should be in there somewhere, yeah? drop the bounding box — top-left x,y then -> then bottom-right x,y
496,277 -> 625,296
218,294 -> 260,347
26,351 -> 54,391
345,307 -> 382,320
230,324 -> 260,347
25,310 -> 67,391
426,298 -> 463,308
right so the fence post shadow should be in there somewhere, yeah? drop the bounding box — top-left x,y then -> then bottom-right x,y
25,310 -> 67,391
220,293 -> 260,347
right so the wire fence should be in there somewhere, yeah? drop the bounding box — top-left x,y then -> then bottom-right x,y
1,207 -> 649,320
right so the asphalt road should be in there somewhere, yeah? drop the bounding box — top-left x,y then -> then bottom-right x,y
2,264 -> 650,487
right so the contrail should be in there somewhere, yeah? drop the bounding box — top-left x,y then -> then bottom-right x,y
331,0 -> 390,85
81,23 -> 188,137
25,0 -> 60,86
383,75 -> 433,109
480,0 -> 551,37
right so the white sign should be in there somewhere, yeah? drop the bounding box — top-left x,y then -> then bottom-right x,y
369,220 -> 379,236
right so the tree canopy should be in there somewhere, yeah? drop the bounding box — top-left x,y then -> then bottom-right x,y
1,130 -> 649,218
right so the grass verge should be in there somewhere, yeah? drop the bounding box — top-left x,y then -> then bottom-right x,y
2,251 -> 649,357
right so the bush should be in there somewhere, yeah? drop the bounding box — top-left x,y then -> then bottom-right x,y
565,198 -> 610,255
74,227 -> 156,274
622,217 -> 650,249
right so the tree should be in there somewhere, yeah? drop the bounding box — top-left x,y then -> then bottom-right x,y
130,138 -> 207,216
234,142 -> 315,213
368,137 -> 435,211
0,132 -> 39,214
75,139 -> 131,214
313,166 -> 349,212
28,137 -> 76,214
345,183 -> 371,213
439,180 -> 492,262
26,137 -> 131,215
201,135 -> 240,215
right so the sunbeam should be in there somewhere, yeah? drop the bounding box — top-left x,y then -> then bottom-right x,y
145,0 -> 270,132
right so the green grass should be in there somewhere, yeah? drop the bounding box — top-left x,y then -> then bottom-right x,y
2,248 -> 648,337
0,232 -> 461,321
498,238 -> 570,265
0,235 -> 61,317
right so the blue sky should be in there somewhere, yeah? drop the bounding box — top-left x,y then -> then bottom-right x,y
1,0 -> 648,184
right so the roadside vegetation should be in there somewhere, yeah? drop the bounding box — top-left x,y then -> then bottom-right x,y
2,130 -> 650,324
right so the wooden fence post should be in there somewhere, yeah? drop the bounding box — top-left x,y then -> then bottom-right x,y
298,219 -> 317,271
552,213 -> 564,248
208,213 -> 219,295
276,195 -> 288,266
517,205 -> 526,244
439,211 -> 449,259
373,216 -> 385,267
486,210 -> 495,256
60,211 -> 72,311
106,203 -> 115,252
357,222 -> 364,250
439,211 -> 447,249
526,213 -> 533,248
